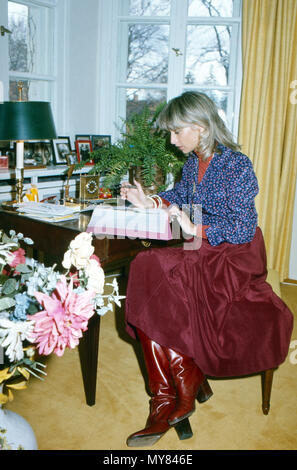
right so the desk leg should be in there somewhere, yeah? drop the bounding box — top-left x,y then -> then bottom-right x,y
78,266 -> 129,406
78,313 -> 101,406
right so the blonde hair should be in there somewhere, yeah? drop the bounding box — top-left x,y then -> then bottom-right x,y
157,91 -> 240,160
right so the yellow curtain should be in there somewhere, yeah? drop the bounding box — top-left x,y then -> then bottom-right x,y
239,0 -> 297,280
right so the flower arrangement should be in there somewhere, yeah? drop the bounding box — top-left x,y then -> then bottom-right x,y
0,229 -> 124,405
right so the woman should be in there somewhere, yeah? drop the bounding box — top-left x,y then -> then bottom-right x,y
120,91 -> 293,447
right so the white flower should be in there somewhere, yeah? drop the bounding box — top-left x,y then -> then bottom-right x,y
26,262 -> 61,296
85,259 -> 105,294
0,310 -> 10,319
0,241 -> 18,265
93,277 -> 125,316
62,232 -> 94,270
0,318 -> 35,362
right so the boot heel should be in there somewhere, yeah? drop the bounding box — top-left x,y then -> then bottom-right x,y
196,378 -> 213,403
174,418 -> 193,440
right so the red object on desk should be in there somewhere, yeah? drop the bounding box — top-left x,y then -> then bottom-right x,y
0,156 -> 9,168
98,187 -> 112,199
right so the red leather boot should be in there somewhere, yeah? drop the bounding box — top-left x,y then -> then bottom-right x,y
164,347 -> 206,426
126,329 -> 177,447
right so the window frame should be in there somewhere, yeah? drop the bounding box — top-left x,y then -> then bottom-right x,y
113,0 -> 242,139
7,0 -> 58,112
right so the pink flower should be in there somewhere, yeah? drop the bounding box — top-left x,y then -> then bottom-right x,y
3,247 -> 26,275
29,275 -> 96,357
10,248 -> 26,268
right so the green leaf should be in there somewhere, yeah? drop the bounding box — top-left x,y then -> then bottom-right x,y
0,274 -> 9,285
21,273 -> 31,283
0,296 -> 16,311
27,302 -> 39,315
2,278 -> 17,295
2,232 -> 15,244
16,264 -> 31,274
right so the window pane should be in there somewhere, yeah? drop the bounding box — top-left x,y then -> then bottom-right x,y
184,89 -> 230,125
126,24 -> 169,84
185,25 -> 231,86
204,90 -> 229,122
129,0 -> 171,16
10,80 -> 52,101
188,0 -> 234,17
8,1 -> 54,75
125,88 -> 167,120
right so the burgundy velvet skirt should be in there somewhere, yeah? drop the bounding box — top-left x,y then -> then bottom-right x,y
125,228 -> 293,377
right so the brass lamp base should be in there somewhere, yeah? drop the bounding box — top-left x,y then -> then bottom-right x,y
16,175 -> 24,203
1,169 -> 24,208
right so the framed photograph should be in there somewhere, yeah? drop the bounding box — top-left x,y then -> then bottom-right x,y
0,144 -> 16,168
75,139 -> 94,165
23,141 -> 51,168
52,137 -> 72,165
66,152 -> 78,165
91,135 -> 111,152
75,134 -> 91,142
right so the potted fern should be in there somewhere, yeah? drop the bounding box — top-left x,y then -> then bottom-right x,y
79,105 -> 183,194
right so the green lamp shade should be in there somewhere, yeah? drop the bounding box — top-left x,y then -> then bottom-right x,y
0,101 -> 57,141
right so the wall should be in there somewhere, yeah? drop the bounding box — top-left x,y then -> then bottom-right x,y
55,0 -> 120,144
56,0 -> 101,143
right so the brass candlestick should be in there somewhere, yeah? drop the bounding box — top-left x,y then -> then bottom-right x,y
15,83 -> 24,204
64,164 -> 75,202
16,168 -> 24,203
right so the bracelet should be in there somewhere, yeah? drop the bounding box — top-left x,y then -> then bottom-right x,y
150,194 -> 163,208
146,195 -> 157,209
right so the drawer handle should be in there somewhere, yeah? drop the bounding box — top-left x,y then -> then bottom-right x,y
141,240 -> 151,248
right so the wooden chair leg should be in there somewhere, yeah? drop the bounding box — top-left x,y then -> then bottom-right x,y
261,368 -> 275,415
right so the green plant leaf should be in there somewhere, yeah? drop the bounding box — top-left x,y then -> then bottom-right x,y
15,264 -> 31,273
2,278 -> 17,295
0,296 -> 16,311
87,105 -> 184,192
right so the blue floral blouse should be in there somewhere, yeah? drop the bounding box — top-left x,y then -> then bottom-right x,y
159,144 -> 259,246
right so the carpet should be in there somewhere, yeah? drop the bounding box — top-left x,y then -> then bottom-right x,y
5,280 -> 297,451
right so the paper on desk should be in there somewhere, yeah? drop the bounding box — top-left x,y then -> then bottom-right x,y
86,205 -> 172,240
14,202 -> 81,222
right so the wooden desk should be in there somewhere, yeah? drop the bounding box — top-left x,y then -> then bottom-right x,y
0,209 -> 172,406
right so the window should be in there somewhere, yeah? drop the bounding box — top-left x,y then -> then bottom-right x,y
116,0 -> 242,137
8,0 -> 56,103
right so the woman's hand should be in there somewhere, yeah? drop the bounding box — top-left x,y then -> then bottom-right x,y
120,179 -> 154,209
168,205 -> 197,237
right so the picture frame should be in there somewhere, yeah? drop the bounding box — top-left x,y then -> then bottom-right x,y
1,146 -> 16,169
75,139 -> 94,165
52,137 -> 72,165
91,135 -> 111,152
66,152 -> 78,165
23,141 -> 52,168
75,134 -> 91,142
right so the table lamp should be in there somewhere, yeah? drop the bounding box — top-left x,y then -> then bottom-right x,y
0,88 -> 57,203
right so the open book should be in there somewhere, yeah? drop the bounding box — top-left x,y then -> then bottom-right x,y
87,205 -> 172,240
